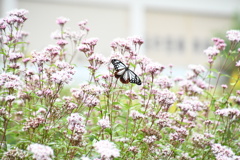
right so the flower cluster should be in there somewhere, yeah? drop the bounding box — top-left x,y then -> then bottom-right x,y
212,38 -> 226,50
93,140 -> 120,159
179,80 -> 203,95
0,72 -> 23,90
56,16 -> 69,26
155,112 -> 173,128
67,113 -> 86,133
226,30 -> 240,42
27,143 -> 54,160
155,89 -> 176,107
130,110 -> 145,120
145,62 -> 165,76
97,117 -> 111,129
110,38 -> 132,53
143,135 -> 157,144
211,143 -> 240,160
188,64 -> 206,76
215,108 -> 240,119
78,19 -> 89,32
191,133 -> 213,148
204,46 -> 220,63
51,61 -> 75,84
169,126 -> 189,143
23,116 -> 46,131
156,76 -> 174,89
71,84 -> 101,107
178,97 -> 204,112
2,148 -> 26,160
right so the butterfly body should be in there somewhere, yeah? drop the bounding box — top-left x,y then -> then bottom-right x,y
111,59 -> 141,85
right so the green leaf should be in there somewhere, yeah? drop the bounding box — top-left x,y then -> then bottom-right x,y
88,134 -> 99,141
0,51 -> 7,55
209,68 -> 218,73
8,41 -> 27,47
105,128 -> 112,135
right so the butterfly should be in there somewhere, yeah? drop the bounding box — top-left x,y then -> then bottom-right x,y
111,59 -> 141,85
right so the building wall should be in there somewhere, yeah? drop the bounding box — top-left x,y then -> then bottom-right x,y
145,11 -> 231,66
18,0 -> 129,58
1,0 -> 239,68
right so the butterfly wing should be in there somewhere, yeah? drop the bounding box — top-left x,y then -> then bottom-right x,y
111,59 -> 141,85
115,68 -> 126,79
128,69 -> 142,85
119,68 -> 141,85
111,59 -> 127,71
119,68 -> 130,84
111,59 -> 128,79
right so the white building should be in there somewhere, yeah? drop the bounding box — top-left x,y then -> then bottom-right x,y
1,0 -> 239,68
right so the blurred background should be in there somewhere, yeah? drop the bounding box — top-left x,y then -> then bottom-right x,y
0,0 -> 240,82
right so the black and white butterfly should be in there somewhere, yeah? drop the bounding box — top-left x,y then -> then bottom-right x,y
111,59 -> 141,85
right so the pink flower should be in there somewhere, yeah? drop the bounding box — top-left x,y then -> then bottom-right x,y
155,112 -> 173,128
0,72 -> 22,90
221,84 -> 228,89
215,108 -> 240,118
51,69 -> 75,84
57,39 -> 68,47
177,97 -> 203,112
204,46 -> 220,57
8,9 -> 28,18
156,76 -> 174,89
22,57 -> 31,63
237,90 -> 240,95
55,60 -> 72,69
67,113 -> 86,133
44,45 -> 61,57
179,80 -> 203,95
110,38 -> 131,52
36,108 -> 47,115
23,117 -> 45,131
78,44 -> 90,53
27,143 -> 54,160
78,19 -> 88,27
7,9 -> 28,24
211,143 -> 236,159
192,133 -> 212,148
143,135 -> 157,144
8,52 -> 24,61
130,110 -> 145,120
145,62 -> 165,75
84,96 -> 100,107
236,60 -> 240,67
170,126 -> 188,139
226,30 -> 240,42
0,18 -> 6,30
188,64 -> 206,75
79,83 -> 103,96
56,16 -> 69,25
93,140 -> 120,159
5,95 -> 16,102
78,19 -> 89,31
82,37 -> 98,46
87,53 -> 107,66
97,117 -> 111,129
155,89 -> 176,106
66,102 -> 78,110
128,36 -> 144,46
128,146 -> 139,154
212,37 -> 226,50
